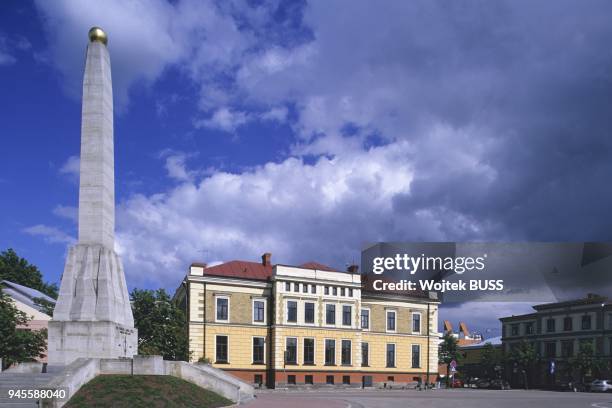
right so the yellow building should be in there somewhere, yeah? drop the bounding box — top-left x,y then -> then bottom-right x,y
173,253 -> 440,388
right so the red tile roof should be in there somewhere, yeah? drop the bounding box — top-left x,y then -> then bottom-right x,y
299,262 -> 339,272
198,261 -> 273,281
191,260 -> 340,281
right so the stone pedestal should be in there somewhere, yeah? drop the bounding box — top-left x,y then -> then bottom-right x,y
47,321 -> 137,366
48,245 -> 137,365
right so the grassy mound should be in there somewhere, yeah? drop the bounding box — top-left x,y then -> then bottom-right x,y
64,375 -> 233,408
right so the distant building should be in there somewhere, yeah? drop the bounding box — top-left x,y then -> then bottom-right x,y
1,280 -> 56,363
173,253 -> 440,388
459,336 -> 503,379
438,320 -> 483,378
500,293 -> 612,387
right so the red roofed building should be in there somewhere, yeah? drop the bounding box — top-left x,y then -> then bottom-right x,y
174,253 -> 440,388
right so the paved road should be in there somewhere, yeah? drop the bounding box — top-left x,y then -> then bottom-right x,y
247,389 -> 612,408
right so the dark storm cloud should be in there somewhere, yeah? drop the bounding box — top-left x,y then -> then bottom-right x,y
390,0 -> 612,241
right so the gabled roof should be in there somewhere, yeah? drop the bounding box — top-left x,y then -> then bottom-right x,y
200,261 -> 273,281
1,280 -> 56,312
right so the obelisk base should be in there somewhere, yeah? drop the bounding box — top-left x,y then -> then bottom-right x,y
47,321 -> 137,365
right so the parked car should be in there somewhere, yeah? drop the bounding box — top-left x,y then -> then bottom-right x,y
590,379 -> 612,392
489,379 -> 511,390
475,379 -> 491,389
451,378 -> 464,388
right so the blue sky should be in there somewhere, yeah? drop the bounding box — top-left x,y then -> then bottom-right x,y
2,0 -> 612,334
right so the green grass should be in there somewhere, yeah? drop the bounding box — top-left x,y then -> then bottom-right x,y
64,375 -> 233,408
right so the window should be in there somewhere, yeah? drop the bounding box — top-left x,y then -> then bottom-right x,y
254,374 -> 263,386
310,285 -> 316,294
387,376 -> 394,382
287,301 -> 298,323
304,302 -> 315,324
412,344 -> 421,368
545,341 -> 556,358
326,375 -> 334,385
348,288 -> 353,297
343,375 -> 350,385
253,300 -> 265,323
302,283 -> 307,293
563,316 -> 573,331
341,340 -> 352,365
292,283 -> 297,292
325,339 -> 336,365
525,322 -> 534,334
304,338 -> 315,365
412,313 -> 421,333
216,297 -> 229,322
326,304 -> 336,325
340,288 -> 345,296
333,287 -> 337,296
216,335 -> 228,363
361,342 -> 369,366
546,318 -> 555,333
305,375 -> 313,385
511,324 -> 519,336
325,286 -> 329,295
387,311 -> 396,332
253,337 -> 265,364
561,340 -> 574,358
342,305 -> 352,326
582,315 -> 592,330
285,282 -> 290,291
386,344 -> 396,367
361,309 -> 370,329
287,375 -> 296,385
285,338 -> 297,364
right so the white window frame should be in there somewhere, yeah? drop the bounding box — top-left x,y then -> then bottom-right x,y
324,302 -> 337,327
215,334 -> 229,363
386,343 -> 396,368
360,307 -> 371,331
304,301 -> 316,325
411,343 -> 421,368
386,310 -> 397,333
215,295 -> 230,323
285,299 -> 299,324
341,304 -> 353,327
412,312 -> 422,334
324,338 -> 336,366
303,337 -> 316,365
285,336 -> 298,365
341,339 -> 352,366
251,298 -> 267,325
252,336 -> 266,365
361,341 -> 370,367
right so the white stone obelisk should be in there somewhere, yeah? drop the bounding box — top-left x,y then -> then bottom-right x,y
48,27 -> 137,365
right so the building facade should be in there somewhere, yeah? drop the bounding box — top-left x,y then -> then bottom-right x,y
173,253 -> 440,388
500,294 -> 612,386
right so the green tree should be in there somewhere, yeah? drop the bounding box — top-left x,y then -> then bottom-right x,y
439,332 -> 462,385
507,340 -> 536,389
571,341 -> 606,383
0,293 -> 47,370
131,288 -> 190,361
480,342 -> 498,378
0,248 -> 58,298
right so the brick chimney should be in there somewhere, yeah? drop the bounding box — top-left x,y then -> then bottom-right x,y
347,264 -> 359,273
262,252 -> 272,266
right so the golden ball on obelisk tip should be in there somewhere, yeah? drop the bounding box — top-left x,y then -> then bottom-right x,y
88,26 -> 108,45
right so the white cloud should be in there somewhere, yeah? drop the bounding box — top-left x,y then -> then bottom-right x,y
159,150 -> 198,182
23,224 -> 76,245
59,155 -> 80,179
52,205 -> 78,223
261,106 -> 288,123
116,142 -> 417,287
194,107 -> 250,133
